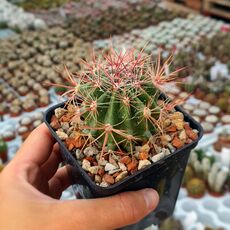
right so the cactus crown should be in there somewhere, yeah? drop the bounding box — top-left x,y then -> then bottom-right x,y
55,48 -> 183,157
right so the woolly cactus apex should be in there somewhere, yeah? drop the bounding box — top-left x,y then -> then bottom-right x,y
54,48 -> 183,156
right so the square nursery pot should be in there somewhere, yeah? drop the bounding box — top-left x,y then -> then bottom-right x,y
44,101 -> 203,230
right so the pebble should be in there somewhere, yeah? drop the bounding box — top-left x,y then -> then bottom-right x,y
108,168 -> 121,175
55,108 -> 66,119
50,115 -> 60,130
172,136 -> 184,148
139,152 -> 149,160
118,162 -> 127,171
172,119 -> 184,130
109,155 -> 119,168
82,159 -> 91,171
138,159 -> 151,170
167,143 -> 176,152
163,119 -> 171,127
83,146 -> 99,157
100,181 -> 109,187
88,166 -> 102,175
98,159 -> 108,166
151,152 -> 165,163
105,163 -> 118,171
115,171 -> 128,183
75,149 -> 84,160
127,158 -> 138,171
179,130 -> 187,141
103,174 -> 115,185
95,175 -> 102,183
140,143 -> 150,153
61,122 -> 70,132
135,146 -> 142,153
120,156 -> 132,165
56,130 -> 68,140
161,148 -> 171,156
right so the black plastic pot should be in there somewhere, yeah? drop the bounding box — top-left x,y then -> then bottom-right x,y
44,101 -> 203,230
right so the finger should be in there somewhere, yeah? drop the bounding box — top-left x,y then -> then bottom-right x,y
60,189 -> 159,229
41,143 -> 62,180
13,123 -> 55,166
48,166 -> 73,199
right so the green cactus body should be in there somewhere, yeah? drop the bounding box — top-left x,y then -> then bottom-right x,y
59,49 -> 181,155
182,165 -> 194,186
0,138 -> 8,163
80,84 -> 159,151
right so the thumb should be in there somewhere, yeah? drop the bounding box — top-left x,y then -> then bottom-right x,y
58,189 -> 159,230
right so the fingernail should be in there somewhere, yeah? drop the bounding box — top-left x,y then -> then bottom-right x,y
142,188 -> 159,210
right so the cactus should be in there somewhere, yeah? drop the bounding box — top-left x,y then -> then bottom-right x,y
0,138 -> 8,163
182,165 -> 194,186
208,164 -> 229,194
159,217 -> 183,230
186,178 -> 206,198
53,48 -> 184,157
0,159 -> 4,173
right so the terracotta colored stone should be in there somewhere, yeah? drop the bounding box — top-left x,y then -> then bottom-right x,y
65,138 -> 76,150
185,129 -> 198,141
166,125 -> 177,132
113,172 -> 120,178
75,138 -> 85,148
139,152 -> 149,160
184,123 -> 191,130
120,156 -> 132,165
65,137 -> 84,150
85,156 -> 95,163
172,136 -> 184,149
98,168 -> 105,176
127,158 -> 138,171
103,174 -> 115,185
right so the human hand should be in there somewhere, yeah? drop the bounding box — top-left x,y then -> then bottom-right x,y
0,124 -> 159,230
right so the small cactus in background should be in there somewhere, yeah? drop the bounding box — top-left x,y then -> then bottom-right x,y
159,217 -> 183,230
207,163 -> 229,195
186,178 -> 206,198
0,160 -> 4,172
0,138 -> 8,163
182,165 -> 194,187
52,48 -> 184,157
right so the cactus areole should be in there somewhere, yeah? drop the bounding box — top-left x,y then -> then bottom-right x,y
52,48 -> 185,157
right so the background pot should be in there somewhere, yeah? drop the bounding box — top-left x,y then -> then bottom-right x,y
44,101 -> 203,229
